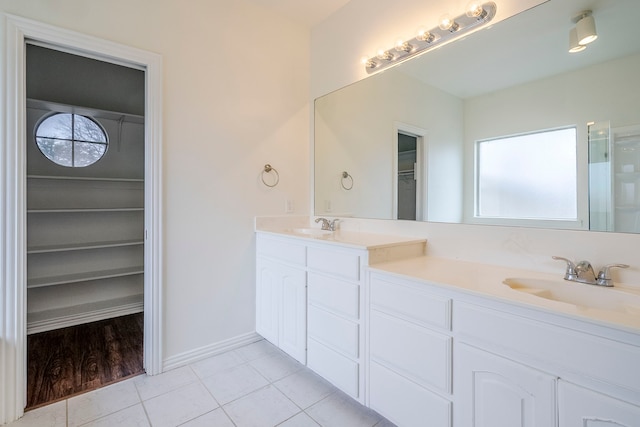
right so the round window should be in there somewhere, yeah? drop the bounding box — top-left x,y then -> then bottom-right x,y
35,113 -> 108,167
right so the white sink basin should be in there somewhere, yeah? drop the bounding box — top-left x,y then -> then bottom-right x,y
291,228 -> 333,236
503,277 -> 640,314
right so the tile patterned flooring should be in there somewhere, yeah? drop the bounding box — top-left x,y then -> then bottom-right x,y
8,339 -> 395,427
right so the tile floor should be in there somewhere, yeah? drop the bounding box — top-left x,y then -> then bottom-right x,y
8,339 -> 396,427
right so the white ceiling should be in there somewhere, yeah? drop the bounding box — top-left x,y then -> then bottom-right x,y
249,0 -> 352,27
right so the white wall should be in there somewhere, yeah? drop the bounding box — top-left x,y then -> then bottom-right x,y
311,0 -> 640,288
1,0 -> 310,363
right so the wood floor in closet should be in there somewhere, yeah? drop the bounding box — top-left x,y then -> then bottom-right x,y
26,312 -> 144,410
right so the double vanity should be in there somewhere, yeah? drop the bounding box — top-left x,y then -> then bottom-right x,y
255,221 -> 640,427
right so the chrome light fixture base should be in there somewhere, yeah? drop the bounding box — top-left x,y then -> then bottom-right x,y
364,2 -> 497,74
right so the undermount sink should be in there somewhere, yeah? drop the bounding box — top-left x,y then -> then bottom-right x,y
291,228 -> 333,236
503,277 -> 640,314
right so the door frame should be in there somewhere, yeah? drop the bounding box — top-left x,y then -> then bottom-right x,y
393,122 -> 428,221
1,14 -> 163,423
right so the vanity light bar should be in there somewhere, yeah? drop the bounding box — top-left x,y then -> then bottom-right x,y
363,2 -> 497,74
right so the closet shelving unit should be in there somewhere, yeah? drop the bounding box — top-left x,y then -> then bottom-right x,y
612,125 -> 640,233
26,100 -> 145,335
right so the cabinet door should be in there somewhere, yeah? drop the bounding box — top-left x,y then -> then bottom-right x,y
256,258 -> 280,344
455,344 -> 557,427
279,265 -> 307,364
256,257 -> 307,363
559,381 -> 640,427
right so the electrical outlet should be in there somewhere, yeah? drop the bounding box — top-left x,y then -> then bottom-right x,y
325,200 -> 332,212
285,199 -> 294,213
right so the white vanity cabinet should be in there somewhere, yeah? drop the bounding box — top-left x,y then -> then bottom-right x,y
366,264 -> 640,427
256,235 -> 307,364
367,274 -> 453,427
255,229 -> 426,405
454,301 -> 640,427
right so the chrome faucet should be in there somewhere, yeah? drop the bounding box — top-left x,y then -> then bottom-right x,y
315,217 -> 339,231
552,256 -> 629,287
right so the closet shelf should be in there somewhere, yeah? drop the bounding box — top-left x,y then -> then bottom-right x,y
27,294 -> 143,335
27,98 -> 144,124
27,207 -> 144,213
28,266 -> 144,289
27,175 -> 144,182
27,239 -> 144,254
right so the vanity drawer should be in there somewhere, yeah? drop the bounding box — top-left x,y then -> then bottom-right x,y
369,361 -> 452,427
256,235 -> 306,266
308,272 -> 359,319
308,305 -> 359,358
308,338 -> 359,398
307,246 -> 361,281
370,310 -> 452,394
370,276 -> 452,331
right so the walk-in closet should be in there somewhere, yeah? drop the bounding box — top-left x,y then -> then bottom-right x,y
25,44 -> 146,407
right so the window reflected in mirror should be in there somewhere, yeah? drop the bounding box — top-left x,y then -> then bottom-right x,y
476,127 -> 577,224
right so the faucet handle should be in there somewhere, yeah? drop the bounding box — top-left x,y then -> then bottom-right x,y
596,263 -> 629,287
552,256 -> 578,281
329,219 -> 340,231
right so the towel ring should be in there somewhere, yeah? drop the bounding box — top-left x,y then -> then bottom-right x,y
341,171 -> 353,190
261,164 -> 280,187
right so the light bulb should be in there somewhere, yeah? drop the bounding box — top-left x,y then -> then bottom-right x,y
438,14 -> 459,32
395,39 -> 413,53
416,28 -> 436,43
360,56 -> 377,69
465,1 -> 487,18
376,49 -> 393,61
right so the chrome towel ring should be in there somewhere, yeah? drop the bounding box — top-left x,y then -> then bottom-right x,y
341,171 -> 353,190
261,164 -> 280,187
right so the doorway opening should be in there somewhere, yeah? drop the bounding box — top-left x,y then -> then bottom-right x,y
397,133 -> 418,220
25,44 -> 146,408
394,124 -> 427,221
1,15 -> 162,423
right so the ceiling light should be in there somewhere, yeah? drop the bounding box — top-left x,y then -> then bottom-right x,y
575,10 -> 597,45
362,2 -> 497,74
569,28 -> 586,53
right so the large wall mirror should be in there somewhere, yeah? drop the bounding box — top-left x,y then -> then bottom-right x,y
314,0 -> 640,233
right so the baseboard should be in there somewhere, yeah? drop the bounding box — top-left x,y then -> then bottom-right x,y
162,331 -> 263,372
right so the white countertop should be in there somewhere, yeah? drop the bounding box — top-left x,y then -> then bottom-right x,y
369,256 -> 640,334
256,223 -> 640,334
256,228 -> 427,250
